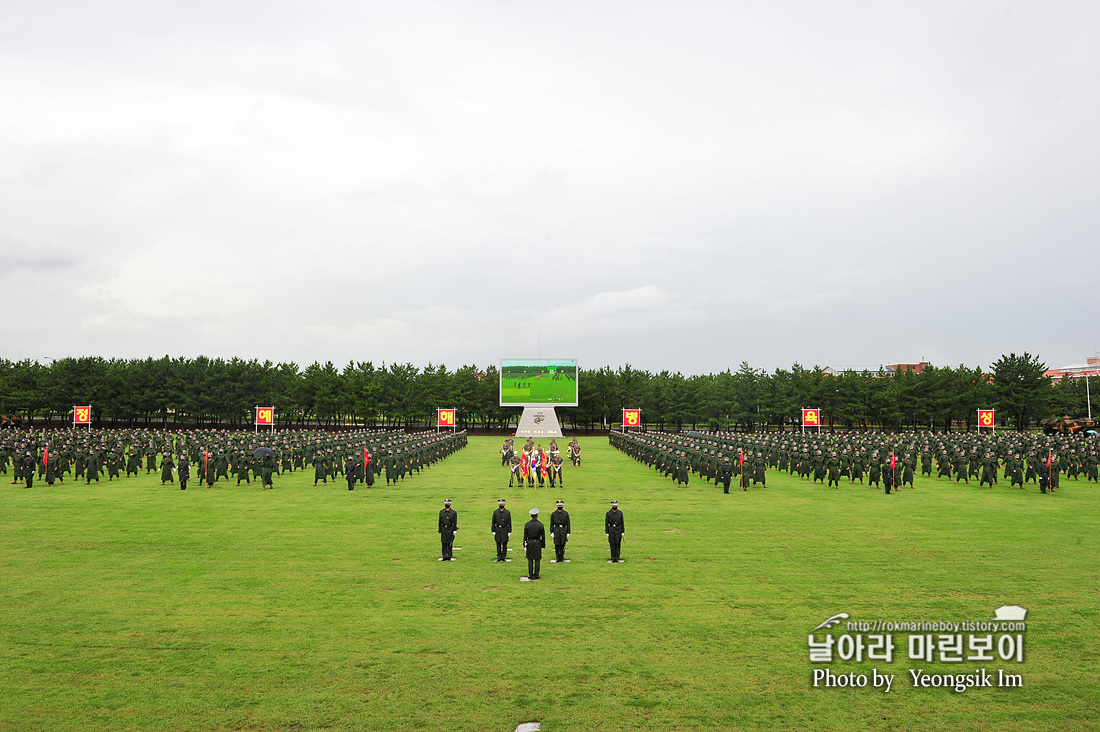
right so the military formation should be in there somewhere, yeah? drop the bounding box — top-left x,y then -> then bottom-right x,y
1,426 -> 467,490
436,496 -> 623,580
610,428 -> 1099,495
500,437 -> 572,488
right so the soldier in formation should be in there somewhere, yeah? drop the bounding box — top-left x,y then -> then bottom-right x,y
491,498 -> 512,562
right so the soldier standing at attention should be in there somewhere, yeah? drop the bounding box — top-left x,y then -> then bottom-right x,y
21,452 -> 35,488
717,456 -> 733,494
605,500 -> 625,563
160,452 -> 175,485
491,498 -> 512,562
438,498 -> 458,561
550,454 -> 564,488
508,451 -> 521,488
523,508 -> 545,580
178,456 -> 190,490
550,500 -> 571,562
363,452 -> 375,488
345,455 -> 357,491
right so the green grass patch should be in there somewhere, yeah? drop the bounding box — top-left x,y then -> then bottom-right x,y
1,436 -> 1098,731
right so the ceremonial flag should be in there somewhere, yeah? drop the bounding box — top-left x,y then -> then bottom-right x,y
890,452 -> 896,470
74,406 -> 91,425
802,408 -> 820,427
363,448 -> 370,467
739,449 -> 747,490
43,446 -> 49,468
622,409 -> 641,427
437,408 -> 456,427
520,452 -> 530,478
256,407 -> 275,426
978,409 -> 995,428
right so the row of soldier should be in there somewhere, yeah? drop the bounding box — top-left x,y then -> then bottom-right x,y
610,428 -> 1098,494
2,427 -> 468,489
439,497 -> 626,580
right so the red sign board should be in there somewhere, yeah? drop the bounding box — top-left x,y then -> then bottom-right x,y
623,409 -> 641,427
802,408 -> 820,427
73,406 -> 91,424
438,408 -> 456,427
256,407 -> 275,426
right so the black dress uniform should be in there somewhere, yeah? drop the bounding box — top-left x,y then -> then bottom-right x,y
549,502 -> 571,562
523,509 -> 545,579
717,459 -> 733,493
346,458 -> 357,490
491,501 -> 512,561
438,500 -> 458,560
178,458 -> 190,490
605,502 -> 625,562
20,453 -> 35,488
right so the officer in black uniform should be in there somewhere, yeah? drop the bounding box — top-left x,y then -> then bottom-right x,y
549,499 -> 571,562
605,500 -> 625,562
438,498 -> 458,561
523,508 -> 545,580
178,456 -> 190,490
491,498 -> 512,561
345,455 -> 358,490
21,452 -> 35,488
1037,452 -> 1052,494
717,457 -> 733,494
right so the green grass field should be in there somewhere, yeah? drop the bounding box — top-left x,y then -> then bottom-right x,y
1,436 -> 1098,731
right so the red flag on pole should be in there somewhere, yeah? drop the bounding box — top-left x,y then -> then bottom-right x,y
363,448 -> 370,467
43,445 -> 49,467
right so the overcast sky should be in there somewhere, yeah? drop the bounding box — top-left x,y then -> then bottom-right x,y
2,1 -> 1097,374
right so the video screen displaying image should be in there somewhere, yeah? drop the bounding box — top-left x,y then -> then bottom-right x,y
500,359 -> 579,406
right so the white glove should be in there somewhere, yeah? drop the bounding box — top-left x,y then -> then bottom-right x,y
567,534 -> 570,538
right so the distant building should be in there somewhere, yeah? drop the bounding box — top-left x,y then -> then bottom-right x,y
887,361 -> 930,374
1044,356 -> 1100,384
822,361 -> 929,376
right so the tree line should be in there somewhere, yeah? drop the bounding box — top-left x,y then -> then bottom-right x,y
0,352 -> 1085,431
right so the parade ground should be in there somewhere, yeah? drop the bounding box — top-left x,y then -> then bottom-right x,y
1,435 -> 1097,731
